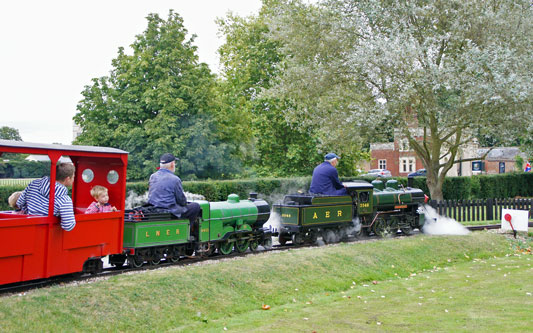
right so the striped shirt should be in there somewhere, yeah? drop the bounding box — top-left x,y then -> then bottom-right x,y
17,176 -> 76,231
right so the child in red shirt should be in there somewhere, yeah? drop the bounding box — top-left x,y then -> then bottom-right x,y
85,185 -> 117,214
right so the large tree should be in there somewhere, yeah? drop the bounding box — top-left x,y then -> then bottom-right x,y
74,11 -> 240,180
266,0 -> 533,199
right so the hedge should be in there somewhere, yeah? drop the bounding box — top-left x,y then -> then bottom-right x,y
2,173 -> 533,211
0,161 -> 50,178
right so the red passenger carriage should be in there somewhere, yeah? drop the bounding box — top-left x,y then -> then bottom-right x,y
0,140 -> 128,285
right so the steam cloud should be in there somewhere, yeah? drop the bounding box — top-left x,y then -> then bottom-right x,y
420,205 -> 470,235
125,190 -> 205,210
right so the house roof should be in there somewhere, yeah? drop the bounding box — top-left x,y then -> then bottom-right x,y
477,147 -> 523,161
370,142 -> 394,151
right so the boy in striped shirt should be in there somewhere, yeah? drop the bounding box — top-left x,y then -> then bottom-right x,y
17,163 -> 76,231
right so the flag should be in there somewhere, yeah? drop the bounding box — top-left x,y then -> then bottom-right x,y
525,161 -> 531,172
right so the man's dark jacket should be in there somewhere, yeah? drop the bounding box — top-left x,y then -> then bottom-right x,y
148,168 -> 187,216
309,162 -> 347,196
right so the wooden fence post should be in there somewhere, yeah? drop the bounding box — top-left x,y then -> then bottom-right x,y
486,199 -> 492,220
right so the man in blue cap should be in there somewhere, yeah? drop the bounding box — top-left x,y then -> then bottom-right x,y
309,153 -> 348,196
148,153 -> 201,229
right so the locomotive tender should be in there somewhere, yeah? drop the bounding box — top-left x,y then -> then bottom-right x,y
273,179 -> 427,245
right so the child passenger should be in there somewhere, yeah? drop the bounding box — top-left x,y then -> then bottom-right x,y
85,185 -> 117,214
8,191 -> 24,213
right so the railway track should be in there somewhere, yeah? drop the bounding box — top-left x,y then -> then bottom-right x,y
2,223 -> 529,296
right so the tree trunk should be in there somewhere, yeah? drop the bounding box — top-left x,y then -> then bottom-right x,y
426,167 -> 444,201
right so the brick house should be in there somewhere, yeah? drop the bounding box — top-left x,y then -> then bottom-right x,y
369,133 -> 524,177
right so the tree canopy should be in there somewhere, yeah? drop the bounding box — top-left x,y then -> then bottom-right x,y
0,126 -> 22,141
216,2 -> 324,177
74,11 -> 240,180
266,0 -> 533,199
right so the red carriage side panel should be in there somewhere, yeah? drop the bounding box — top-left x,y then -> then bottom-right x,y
46,213 -> 122,276
0,215 -> 49,285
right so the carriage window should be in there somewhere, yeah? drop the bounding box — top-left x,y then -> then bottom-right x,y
359,192 -> 369,203
81,169 -> 94,183
107,170 -> 119,184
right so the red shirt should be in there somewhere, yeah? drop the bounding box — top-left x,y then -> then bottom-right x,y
85,201 -> 115,214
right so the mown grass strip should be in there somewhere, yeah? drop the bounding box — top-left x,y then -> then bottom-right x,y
0,232 -> 523,332
213,254 -> 533,332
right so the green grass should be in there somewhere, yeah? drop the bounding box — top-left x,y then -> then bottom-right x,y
0,232 -> 530,332
217,254 -> 533,332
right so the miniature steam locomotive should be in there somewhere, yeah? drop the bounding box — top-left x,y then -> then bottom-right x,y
273,179 -> 427,245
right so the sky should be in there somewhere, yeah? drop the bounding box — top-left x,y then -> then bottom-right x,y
0,0 -> 262,145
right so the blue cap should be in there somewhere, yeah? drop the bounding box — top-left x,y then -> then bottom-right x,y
324,153 -> 339,161
160,153 -> 176,164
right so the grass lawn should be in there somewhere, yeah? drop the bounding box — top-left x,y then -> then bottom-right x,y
0,232 -> 531,332
214,253 -> 533,332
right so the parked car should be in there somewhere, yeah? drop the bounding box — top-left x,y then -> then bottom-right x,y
408,168 -> 427,177
361,169 -> 392,178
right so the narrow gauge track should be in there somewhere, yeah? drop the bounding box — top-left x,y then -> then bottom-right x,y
2,223 -> 527,296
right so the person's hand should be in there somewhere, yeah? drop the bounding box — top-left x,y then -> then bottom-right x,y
111,206 -> 118,212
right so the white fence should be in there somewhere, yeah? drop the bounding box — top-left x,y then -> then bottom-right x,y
0,178 -> 37,187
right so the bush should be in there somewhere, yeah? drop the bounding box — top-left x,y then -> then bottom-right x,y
0,161 -> 50,178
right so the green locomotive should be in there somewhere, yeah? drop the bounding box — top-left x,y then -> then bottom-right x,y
273,179 -> 427,244
110,193 -> 272,267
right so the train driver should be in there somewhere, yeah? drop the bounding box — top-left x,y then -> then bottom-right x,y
309,153 -> 348,196
147,153 -> 201,227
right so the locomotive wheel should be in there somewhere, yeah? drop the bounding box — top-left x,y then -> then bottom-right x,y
306,231 -> 318,244
322,230 -> 336,244
235,239 -> 249,253
292,233 -> 304,245
198,243 -> 214,256
168,247 -> 181,262
278,234 -> 289,246
128,255 -> 144,268
184,247 -> 195,257
373,218 -> 392,238
263,237 -> 273,250
249,239 -> 259,252
218,241 -> 233,255
168,255 -> 180,263
401,227 -> 413,236
149,257 -> 161,265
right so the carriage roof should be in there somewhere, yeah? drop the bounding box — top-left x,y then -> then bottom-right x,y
0,139 -> 127,156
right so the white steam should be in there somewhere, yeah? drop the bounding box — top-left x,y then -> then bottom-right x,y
420,205 -> 470,235
263,210 -> 281,234
124,190 -> 205,210
125,191 -> 148,209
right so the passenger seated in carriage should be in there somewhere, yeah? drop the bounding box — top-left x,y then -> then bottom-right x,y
309,153 -> 348,196
16,163 -> 76,231
7,191 -> 24,214
85,185 -> 117,214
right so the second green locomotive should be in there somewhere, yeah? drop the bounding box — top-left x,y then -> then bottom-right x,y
273,179 -> 427,244
110,193 -> 272,267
